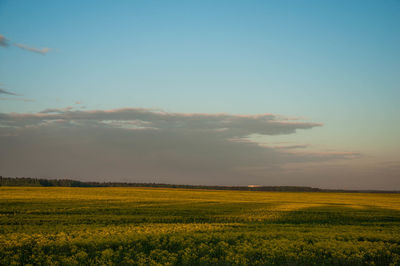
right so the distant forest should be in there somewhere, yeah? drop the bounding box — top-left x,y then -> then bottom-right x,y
0,176 -> 398,193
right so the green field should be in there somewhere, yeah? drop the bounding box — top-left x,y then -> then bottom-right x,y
1,187 -> 400,265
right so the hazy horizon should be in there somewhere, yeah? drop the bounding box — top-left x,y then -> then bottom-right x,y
1,0 -> 399,190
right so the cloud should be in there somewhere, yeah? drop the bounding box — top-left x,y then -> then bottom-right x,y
0,97 -> 35,102
0,107 -> 322,136
0,34 -> 51,55
39,107 -> 74,113
0,35 -> 9,47
271,144 -> 309,150
14,43 -> 50,55
0,88 -> 19,96
0,107 -> 366,187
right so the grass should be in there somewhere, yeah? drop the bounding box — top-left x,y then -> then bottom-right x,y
1,187 -> 400,265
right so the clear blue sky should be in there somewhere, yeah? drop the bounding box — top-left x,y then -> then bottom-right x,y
0,0 -> 399,188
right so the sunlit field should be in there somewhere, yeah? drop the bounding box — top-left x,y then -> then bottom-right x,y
1,187 -> 400,265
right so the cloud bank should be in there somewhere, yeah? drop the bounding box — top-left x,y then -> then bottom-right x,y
0,108 -> 322,136
0,108 -> 367,187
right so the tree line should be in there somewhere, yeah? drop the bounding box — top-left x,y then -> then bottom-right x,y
0,176 -> 398,193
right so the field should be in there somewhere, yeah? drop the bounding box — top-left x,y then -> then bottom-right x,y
1,187 -> 400,265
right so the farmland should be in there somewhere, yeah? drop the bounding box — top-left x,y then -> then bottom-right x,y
1,187 -> 400,265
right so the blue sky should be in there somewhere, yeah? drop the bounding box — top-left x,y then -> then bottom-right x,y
1,0 -> 399,188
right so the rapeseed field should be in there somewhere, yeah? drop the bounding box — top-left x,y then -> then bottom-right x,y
1,187 -> 400,265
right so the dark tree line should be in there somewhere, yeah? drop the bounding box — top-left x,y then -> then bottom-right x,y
0,176 -> 398,193
0,177 -> 92,187
0,176 -> 322,191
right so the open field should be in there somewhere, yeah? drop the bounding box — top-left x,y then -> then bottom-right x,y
1,187 -> 400,265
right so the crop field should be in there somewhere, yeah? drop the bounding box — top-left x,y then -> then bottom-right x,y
1,187 -> 400,265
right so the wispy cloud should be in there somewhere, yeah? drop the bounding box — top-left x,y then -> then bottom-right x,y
0,35 -> 10,47
272,144 -> 310,150
39,107 -> 73,113
0,88 -> 19,96
0,34 -> 51,55
14,43 -> 50,55
0,97 -> 35,102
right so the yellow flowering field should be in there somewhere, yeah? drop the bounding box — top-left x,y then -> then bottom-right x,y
1,187 -> 400,265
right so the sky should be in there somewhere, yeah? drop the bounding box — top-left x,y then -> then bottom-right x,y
0,0 -> 399,189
